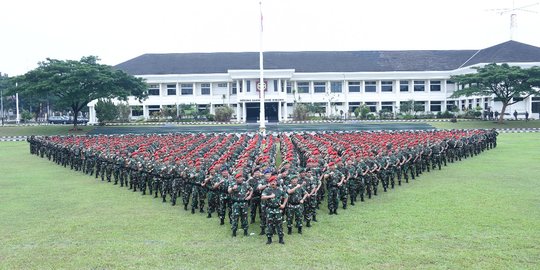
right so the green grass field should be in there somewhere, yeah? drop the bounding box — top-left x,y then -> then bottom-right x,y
1,134 -> 540,269
0,125 -> 94,136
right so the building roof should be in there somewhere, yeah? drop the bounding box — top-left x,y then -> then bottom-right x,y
115,40 -> 540,75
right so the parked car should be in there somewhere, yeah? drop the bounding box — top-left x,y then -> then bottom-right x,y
48,116 -> 70,124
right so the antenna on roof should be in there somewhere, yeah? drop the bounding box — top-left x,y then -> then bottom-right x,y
486,0 -> 538,40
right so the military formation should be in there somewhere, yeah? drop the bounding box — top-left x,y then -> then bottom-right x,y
27,129 -> 498,245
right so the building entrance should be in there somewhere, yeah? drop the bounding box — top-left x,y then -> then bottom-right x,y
245,102 -> 279,123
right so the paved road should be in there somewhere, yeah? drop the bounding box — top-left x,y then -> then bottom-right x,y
88,122 -> 435,135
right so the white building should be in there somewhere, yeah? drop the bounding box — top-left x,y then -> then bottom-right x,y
88,40 -> 540,123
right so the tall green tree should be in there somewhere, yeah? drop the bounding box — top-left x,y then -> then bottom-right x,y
7,56 -> 147,129
450,63 -> 540,123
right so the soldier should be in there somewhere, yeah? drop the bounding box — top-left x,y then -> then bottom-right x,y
190,164 -> 207,214
228,173 -> 253,237
323,162 -> 344,215
203,167 -> 219,218
247,168 -> 263,224
256,169 -> 271,235
261,176 -> 288,244
345,159 -> 358,206
217,167 -> 232,226
286,174 -> 309,235
304,168 -> 320,225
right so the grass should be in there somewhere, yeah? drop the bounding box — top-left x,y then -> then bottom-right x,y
429,119 -> 540,129
0,125 -> 94,136
1,134 -> 540,269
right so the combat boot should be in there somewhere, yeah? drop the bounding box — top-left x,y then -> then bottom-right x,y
298,227 -> 302,234
312,215 -> 317,222
334,210 -> 338,215
199,207 -> 204,213
287,227 -> 292,235
306,220 -> 311,227
244,229 -> 248,236
259,228 -> 265,235
220,218 -> 225,225
207,213 -> 212,218
184,204 -> 188,211
266,237 -> 272,244
279,236 -> 285,244
232,230 -> 237,237
191,208 -> 195,214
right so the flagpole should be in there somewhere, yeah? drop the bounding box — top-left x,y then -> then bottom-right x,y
258,0 -> 266,136
15,82 -> 20,124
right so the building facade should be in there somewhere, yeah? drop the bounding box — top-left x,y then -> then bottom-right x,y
88,41 -> 540,123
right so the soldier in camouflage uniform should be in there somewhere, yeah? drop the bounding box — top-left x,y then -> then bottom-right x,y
190,164 -> 207,214
228,173 -> 253,237
286,174 -> 309,234
323,162 -> 344,215
256,170 -> 271,235
345,159 -> 358,205
304,168 -> 320,225
247,168 -> 263,224
203,167 -> 219,218
261,176 -> 288,244
217,167 -> 233,225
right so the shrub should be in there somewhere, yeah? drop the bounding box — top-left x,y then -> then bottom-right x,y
215,106 -> 234,122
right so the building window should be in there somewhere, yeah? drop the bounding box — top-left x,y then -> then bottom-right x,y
381,101 -> 393,112
430,101 -> 442,112
381,81 -> 393,92
414,81 -> 425,92
313,82 -> 326,93
365,81 -> 376,92
296,82 -> 310,93
230,83 -> 237,95
365,102 -> 377,112
430,80 -> 441,91
532,97 -> 540,113
167,84 -> 176,95
131,106 -> 143,116
246,80 -> 251,92
201,83 -> 210,95
348,81 -> 361,93
148,105 -> 161,116
148,84 -> 160,96
283,81 -> 292,93
415,101 -> 426,111
446,100 -> 457,111
181,84 -> 193,95
274,80 -> 278,92
400,81 -> 409,92
217,83 -> 227,88
330,82 -> 342,93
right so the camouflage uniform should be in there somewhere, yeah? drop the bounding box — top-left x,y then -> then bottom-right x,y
229,179 -> 252,236
286,181 -> 307,234
262,185 -> 288,244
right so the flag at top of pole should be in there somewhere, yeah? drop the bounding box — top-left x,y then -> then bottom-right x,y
258,0 -> 266,135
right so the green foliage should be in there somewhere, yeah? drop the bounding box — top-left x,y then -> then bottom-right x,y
354,105 -> 370,120
7,56 -> 147,129
94,99 -> 118,125
179,103 -> 196,119
205,114 -> 215,121
214,106 -> 234,122
116,102 -> 131,123
293,103 -> 310,121
20,110 -> 34,122
161,105 -> 178,120
450,63 -> 540,123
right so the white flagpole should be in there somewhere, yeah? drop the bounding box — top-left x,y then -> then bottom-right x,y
258,0 -> 266,136
16,92 -> 20,124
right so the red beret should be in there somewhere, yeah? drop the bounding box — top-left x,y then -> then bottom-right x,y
268,176 -> 277,183
328,162 -> 335,167
235,173 -> 243,179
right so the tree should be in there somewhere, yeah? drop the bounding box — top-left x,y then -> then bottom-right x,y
215,106 -> 234,122
292,103 -> 310,121
450,63 -> 540,123
116,102 -> 131,123
7,56 -> 147,129
354,104 -> 370,120
94,99 -> 118,125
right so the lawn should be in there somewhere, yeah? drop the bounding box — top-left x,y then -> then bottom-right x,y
429,119 -> 540,129
0,125 -> 94,136
1,134 -> 539,269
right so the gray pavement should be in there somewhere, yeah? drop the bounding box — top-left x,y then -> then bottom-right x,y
87,122 -> 436,135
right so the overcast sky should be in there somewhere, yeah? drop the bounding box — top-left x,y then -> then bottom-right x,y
1,0 -> 539,76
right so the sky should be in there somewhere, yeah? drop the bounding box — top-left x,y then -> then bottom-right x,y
1,0 -> 539,76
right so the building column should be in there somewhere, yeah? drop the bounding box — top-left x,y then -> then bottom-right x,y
236,104 -> 240,122
142,105 -> 149,120
344,102 -> 350,119
283,102 -> 288,121
242,102 -> 246,122
89,106 -> 97,124
278,101 -> 282,121
326,101 -> 331,116
209,104 -> 215,114
193,83 -> 197,97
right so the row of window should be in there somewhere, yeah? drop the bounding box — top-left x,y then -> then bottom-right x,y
147,80 -> 452,96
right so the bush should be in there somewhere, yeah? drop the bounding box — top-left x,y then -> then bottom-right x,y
206,114 -> 215,121
117,102 -> 131,123
215,106 -> 234,122
292,104 -> 310,121
95,99 -> 118,125
21,110 -> 34,123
